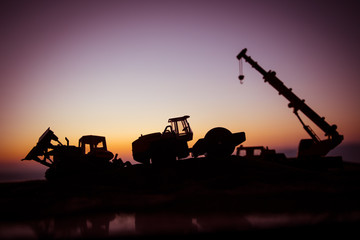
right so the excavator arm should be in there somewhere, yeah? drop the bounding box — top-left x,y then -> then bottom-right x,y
236,48 -> 343,157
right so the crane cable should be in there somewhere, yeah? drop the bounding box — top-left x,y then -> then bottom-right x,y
238,59 -> 244,84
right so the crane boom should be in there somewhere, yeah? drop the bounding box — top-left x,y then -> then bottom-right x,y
236,48 -> 343,157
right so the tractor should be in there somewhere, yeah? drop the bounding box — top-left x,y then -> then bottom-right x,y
22,128 -> 124,180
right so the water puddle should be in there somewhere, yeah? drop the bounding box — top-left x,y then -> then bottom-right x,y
0,211 -> 358,239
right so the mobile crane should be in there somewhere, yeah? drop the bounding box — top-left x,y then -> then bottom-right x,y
236,48 -> 343,160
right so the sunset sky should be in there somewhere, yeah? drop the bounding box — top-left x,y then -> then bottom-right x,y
1,0 -> 359,180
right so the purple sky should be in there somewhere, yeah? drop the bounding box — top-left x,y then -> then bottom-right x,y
1,0 -> 359,180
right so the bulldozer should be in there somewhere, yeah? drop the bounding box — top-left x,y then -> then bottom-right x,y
132,115 -> 246,165
23,128 -> 125,180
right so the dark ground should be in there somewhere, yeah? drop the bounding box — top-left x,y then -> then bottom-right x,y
1,156 -> 360,239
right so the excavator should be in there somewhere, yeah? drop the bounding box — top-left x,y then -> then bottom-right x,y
236,48 -> 343,166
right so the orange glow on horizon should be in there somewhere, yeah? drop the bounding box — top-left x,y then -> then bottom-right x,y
1,1 -> 359,176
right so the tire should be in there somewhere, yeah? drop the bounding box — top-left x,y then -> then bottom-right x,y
150,139 -> 177,166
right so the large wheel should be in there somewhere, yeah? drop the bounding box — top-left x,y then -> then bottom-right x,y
204,127 -> 234,158
150,138 -> 177,166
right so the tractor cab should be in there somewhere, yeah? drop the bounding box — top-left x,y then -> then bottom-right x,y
79,135 -> 114,161
165,115 -> 193,141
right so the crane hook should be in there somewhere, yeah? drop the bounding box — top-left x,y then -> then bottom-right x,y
238,58 -> 244,83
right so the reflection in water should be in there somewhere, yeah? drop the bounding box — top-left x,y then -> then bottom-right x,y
135,213 -> 198,235
109,213 -> 136,235
0,211 -> 358,239
0,213 -> 135,239
33,213 -> 135,239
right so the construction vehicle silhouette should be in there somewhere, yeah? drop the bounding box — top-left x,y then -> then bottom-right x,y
23,48 -> 344,179
132,115 -> 246,165
236,48 -> 343,161
22,128 -> 126,180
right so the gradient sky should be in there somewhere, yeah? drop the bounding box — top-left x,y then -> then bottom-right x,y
1,0 -> 359,175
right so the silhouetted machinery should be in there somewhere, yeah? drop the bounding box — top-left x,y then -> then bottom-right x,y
23,128 -> 125,180
236,48 -> 343,163
24,48 -> 344,180
132,115 -> 246,165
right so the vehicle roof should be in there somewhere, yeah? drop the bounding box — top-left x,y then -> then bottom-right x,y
79,135 -> 106,144
168,115 -> 190,122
